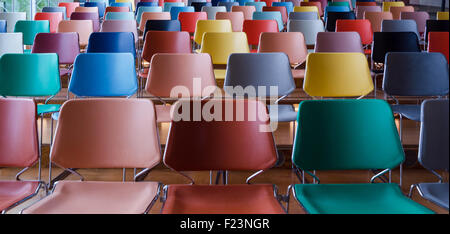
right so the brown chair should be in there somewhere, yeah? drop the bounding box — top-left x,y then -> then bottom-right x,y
231,5 -> 256,20
216,12 -> 245,32
145,53 -> 217,122
161,99 -> 286,214
258,32 -> 308,79
400,11 -> 429,38
22,98 -> 161,214
57,20 -> 94,47
356,5 -> 381,19
390,6 -> 414,20
0,98 -> 44,214
364,11 -> 393,32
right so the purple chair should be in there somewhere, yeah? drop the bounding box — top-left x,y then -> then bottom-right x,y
70,12 -> 100,32
314,32 -> 364,53
400,11 -> 430,39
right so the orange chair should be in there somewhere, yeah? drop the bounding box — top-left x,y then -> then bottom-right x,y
0,98 -> 45,214
59,2 -> 80,18
216,12 -> 245,32
428,32 -> 449,63
34,12 -> 63,33
336,19 -> 373,54
139,12 -> 171,31
145,53 -> 217,122
258,32 -> 308,79
179,12 -> 207,34
263,6 -> 288,24
231,5 -> 256,20
161,99 -> 286,214
390,6 -> 414,20
21,99 -> 161,214
364,11 -> 393,32
57,20 -> 93,47
243,20 -> 278,47
300,1 -> 323,17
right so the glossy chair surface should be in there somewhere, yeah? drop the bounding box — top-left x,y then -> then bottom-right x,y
193,19 -> 232,44
57,20 -> 94,46
0,33 -> 23,56
31,32 -> 80,65
243,20 -> 278,45
14,20 -> 50,45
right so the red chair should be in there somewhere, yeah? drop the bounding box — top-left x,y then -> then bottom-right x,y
356,1 -> 377,7
243,20 -> 278,48
428,32 -> 449,64
261,0 -> 279,8
0,98 -> 44,214
161,99 -> 286,214
34,12 -> 63,33
58,2 -> 80,18
335,19 -> 373,55
105,6 -> 129,15
300,1 -> 323,16
263,6 -> 288,24
178,12 -> 207,34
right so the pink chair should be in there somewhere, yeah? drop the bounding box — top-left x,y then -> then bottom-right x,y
401,11 -> 429,38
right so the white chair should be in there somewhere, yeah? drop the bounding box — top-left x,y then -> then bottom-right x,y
0,33 -> 23,56
0,12 -> 26,32
287,19 -> 324,46
202,6 -> 227,20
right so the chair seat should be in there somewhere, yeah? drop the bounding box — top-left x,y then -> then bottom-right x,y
37,104 -> 62,115
156,104 -> 172,123
23,181 -> 159,214
0,181 -> 40,212
390,104 -> 421,122
417,183 -> 449,210
214,69 -> 226,80
268,104 -> 297,122
291,69 -> 305,79
162,184 -> 286,214
293,183 -> 434,214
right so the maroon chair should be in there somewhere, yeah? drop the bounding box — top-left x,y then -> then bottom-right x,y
314,32 -> 364,53
70,12 -> 100,32
0,98 -> 45,214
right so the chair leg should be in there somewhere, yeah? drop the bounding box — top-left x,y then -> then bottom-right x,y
399,114 -> 403,187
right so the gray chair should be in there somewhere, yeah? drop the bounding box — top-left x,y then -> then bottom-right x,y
42,6 -> 67,20
288,12 -> 318,20
381,20 -> 420,42
409,99 -> 449,210
224,53 -> 296,122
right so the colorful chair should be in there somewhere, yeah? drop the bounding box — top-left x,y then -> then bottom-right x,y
143,20 -> 181,40
202,6 -> 227,19
232,5 -> 256,20
87,32 -> 136,58
193,19 -> 232,45
164,2 -> 185,12
0,12 -> 26,32
42,6 -> 67,20
59,2 -> 80,18
253,11 -> 283,32
111,2 -> 133,11
324,5 -> 351,21
293,6 -> 320,19
315,32 -> 363,53
381,19 -> 420,40
218,2 -> 239,12
136,6 -> 163,25
272,1 -> 294,15
14,20 -> 50,46
245,2 -> 266,12
263,6 -> 288,24
116,0 -> 136,11
401,12 -> 429,38
243,20 -> 279,47
428,32 -> 449,63
170,6 -> 195,20
425,20 -> 450,43
289,11 -> 319,20
382,1 -> 405,12
216,12 -> 245,32
437,11 -> 449,20
57,20 -> 94,47
287,19 -> 324,46
336,19 -> 373,54
105,11 -> 135,20
84,1 -> 106,18
300,2 -> 323,16
356,5 -> 381,19
325,11 -> 355,31
364,11 -> 393,32
100,20 -> 139,43
178,12 -> 208,33
139,12 -> 171,31
390,6 -> 414,20
70,12 -> 101,32
191,2 -> 212,12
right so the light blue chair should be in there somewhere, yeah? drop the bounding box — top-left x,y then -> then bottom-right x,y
164,2 -> 185,12
111,2 -> 133,11
105,12 -> 135,20
170,6 -> 195,20
245,2 -> 266,12
136,6 -> 163,24
253,11 -> 283,32
272,1 -> 294,14
84,2 -> 107,18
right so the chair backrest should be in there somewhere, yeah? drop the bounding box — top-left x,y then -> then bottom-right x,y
100,20 -> 138,43
243,20 -> 279,45
252,11 -> 283,32
258,32 -> 308,65
0,12 -> 27,32
105,6 -> 130,14
263,6 -> 288,24
136,1 -> 159,14
364,11 -> 393,32
164,2 -> 185,12
425,20 -> 450,43
87,32 -> 135,58
139,12 -> 171,31
42,6 -> 67,20
288,11 -> 318,20
232,5 -> 256,20
245,2 -> 266,12
437,11 -> 449,20
294,6 -> 320,19
136,6 -> 163,24
218,2 -> 240,12
292,99 -> 404,171
146,53 -> 217,97
191,2 -> 212,12
51,99 -> 160,169
389,6 -> 414,20
372,32 -> 421,64
336,19 -> 373,45
57,20 -> 93,46
216,12 -> 245,31
70,12 -> 101,32
111,2 -> 133,11
224,52 -> 295,97
356,5 -> 381,19
383,52 -> 449,97
332,0 -> 354,9
179,12 -> 208,33
272,1 -> 294,14
164,99 -> 276,171
428,32 -> 449,63
105,11 -> 135,20
170,6 -> 195,20
31,32 -> 80,64
418,99 -> 449,171
356,1 -> 377,7
325,11 -> 356,31
59,2 -> 80,18
141,31 -> 191,62
315,32 -> 363,53
143,19 -> 181,40
69,53 -> 137,97
193,19 -> 232,45
381,19 -> 420,40
382,1 -> 404,12
324,6 -> 351,20
304,53 -> 373,97
400,11 -> 429,34
75,6 -> 99,16
202,6 -> 227,19
84,2 -> 106,18
237,0 -> 254,6
0,33 -> 23,57
14,20 -> 50,46
260,0 -> 278,7
287,19 -> 324,45
0,53 -> 60,97
116,0 -> 136,11
200,32 -> 250,64
0,98 -> 39,168
300,2 -> 323,16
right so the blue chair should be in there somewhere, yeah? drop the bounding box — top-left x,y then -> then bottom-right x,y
218,2 -> 239,12
237,0 -> 254,6
143,20 -> 181,40
170,6 -> 195,20
111,2 -> 133,11
136,1 -> 159,15
272,1 -> 294,14
84,2 -> 106,18
136,6 -> 163,24
245,2 -> 266,12
191,2 -> 212,12
253,11 -> 283,32
213,0 -> 232,6
324,5 -> 351,20
42,6 -> 67,19
0,20 -> 6,33
87,32 -> 136,58
164,2 -> 185,12
104,11 -> 135,20
69,53 -> 138,97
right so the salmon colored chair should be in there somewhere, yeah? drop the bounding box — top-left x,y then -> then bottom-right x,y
243,20 -> 278,47
356,2 -> 377,7
336,19 -> 373,54
382,1 -> 405,12
300,1 -> 323,16
216,12 -> 245,32
161,99 -> 286,214
193,20 -> 232,45
364,11 -> 393,32
21,98 -> 161,214
178,12 -> 207,34
57,20 -> 94,47
231,5 -> 256,20
428,32 -> 449,63
105,6 -> 130,15
263,6 -> 288,24
145,53 -> 217,122
356,5 -> 381,19
70,12 -> 100,32
258,32 -> 308,79
0,98 -> 44,214
139,12 -> 171,31
59,2 -> 80,18
34,12 -> 63,33
390,6 -> 414,20
74,6 -> 99,17
100,20 -> 139,43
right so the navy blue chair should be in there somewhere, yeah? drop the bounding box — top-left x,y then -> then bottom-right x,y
84,2 -> 106,18
136,1 -> 159,16
86,32 -> 136,58
0,20 -> 6,33
143,20 -> 181,41
218,2 -> 239,11
191,2 -> 212,12
372,32 -> 421,70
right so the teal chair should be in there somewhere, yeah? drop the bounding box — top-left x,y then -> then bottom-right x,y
290,99 -> 435,214
14,20 -> 50,52
253,11 -> 283,31
163,2 -> 185,12
136,6 -> 162,24
105,11 -> 135,20
245,2 -> 266,12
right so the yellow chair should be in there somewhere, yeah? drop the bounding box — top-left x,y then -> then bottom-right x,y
303,53 -> 373,97
115,0 -> 136,11
199,32 -> 250,79
293,6 -> 320,18
437,11 -> 449,20
193,20 -> 233,46
382,1 -> 405,12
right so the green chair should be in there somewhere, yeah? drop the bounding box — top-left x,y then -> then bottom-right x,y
13,20 -> 50,52
289,99 -> 434,214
